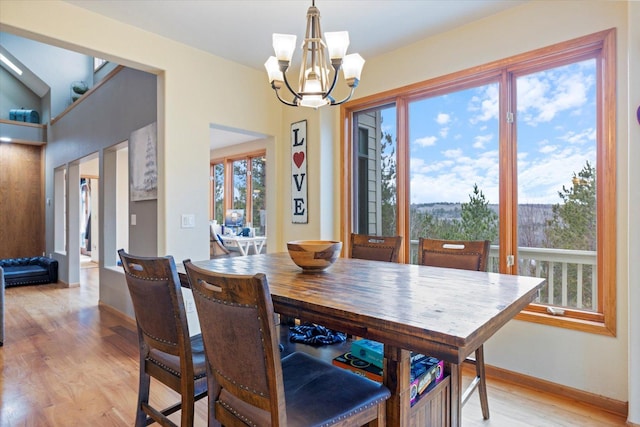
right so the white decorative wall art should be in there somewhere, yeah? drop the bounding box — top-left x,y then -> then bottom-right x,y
130,121 -> 158,201
291,120 -> 307,223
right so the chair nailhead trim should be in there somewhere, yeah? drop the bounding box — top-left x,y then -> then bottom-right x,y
148,357 -> 181,377
214,368 -> 266,397
319,398 -> 386,426
219,400 -> 258,426
123,271 -> 169,282
143,331 -> 179,346
192,286 -> 256,308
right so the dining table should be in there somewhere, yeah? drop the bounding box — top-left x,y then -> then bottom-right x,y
178,252 -> 545,427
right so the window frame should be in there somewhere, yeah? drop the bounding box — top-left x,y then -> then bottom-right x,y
211,149 -> 266,231
340,29 -> 616,335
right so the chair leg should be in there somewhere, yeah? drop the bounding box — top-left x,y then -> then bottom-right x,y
475,345 -> 490,420
136,370 -> 151,427
180,390 -> 195,427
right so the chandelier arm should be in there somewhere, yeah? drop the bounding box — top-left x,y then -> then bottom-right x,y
272,87 -> 299,107
281,68 -> 303,102
328,85 -> 356,106
322,62 -> 342,101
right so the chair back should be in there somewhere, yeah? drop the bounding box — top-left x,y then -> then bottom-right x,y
118,249 -> 191,357
183,260 -> 285,425
350,233 -> 402,262
417,238 -> 490,272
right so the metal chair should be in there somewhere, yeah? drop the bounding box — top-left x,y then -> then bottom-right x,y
183,259 -> 391,426
417,238 -> 491,420
350,233 -> 402,263
118,249 -> 207,427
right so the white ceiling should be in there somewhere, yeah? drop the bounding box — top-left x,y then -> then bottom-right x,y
66,0 -> 527,71
62,0 -> 528,149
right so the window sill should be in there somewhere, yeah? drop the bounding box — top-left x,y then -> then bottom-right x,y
516,309 -> 615,337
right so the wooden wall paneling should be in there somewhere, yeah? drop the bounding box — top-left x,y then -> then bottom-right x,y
0,142 -> 44,259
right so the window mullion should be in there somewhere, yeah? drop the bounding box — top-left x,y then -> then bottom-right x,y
396,98 -> 410,264
500,69 -> 518,275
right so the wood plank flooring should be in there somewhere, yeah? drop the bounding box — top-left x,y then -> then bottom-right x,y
0,266 -> 627,426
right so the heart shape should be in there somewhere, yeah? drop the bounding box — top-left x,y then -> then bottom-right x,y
293,152 -> 305,169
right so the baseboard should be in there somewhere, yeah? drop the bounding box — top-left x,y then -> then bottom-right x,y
627,421 -> 640,427
466,364 -> 628,418
55,279 -> 78,288
98,301 -> 136,327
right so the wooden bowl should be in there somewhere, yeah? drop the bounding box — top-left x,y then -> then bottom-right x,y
287,240 -> 343,272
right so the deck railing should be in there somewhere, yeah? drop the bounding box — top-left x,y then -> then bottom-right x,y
409,240 -> 597,311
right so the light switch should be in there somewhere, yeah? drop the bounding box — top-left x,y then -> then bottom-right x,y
181,214 -> 195,228
131,214 -> 136,225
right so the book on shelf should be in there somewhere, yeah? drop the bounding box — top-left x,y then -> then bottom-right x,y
350,339 -> 384,369
350,338 -> 438,370
332,351 -> 444,406
332,352 -> 383,382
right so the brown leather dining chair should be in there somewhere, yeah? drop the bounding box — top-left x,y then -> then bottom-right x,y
417,238 -> 491,420
350,233 -> 402,262
118,249 -> 207,427
183,259 -> 391,427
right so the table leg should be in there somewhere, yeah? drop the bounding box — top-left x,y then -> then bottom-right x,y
383,345 -> 411,427
449,362 -> 461,427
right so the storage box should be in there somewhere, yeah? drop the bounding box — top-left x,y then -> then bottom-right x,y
350,339 -> 384,368
9,109 -> 40,124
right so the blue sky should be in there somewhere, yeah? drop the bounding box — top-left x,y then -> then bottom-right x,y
381,59 -> 597,205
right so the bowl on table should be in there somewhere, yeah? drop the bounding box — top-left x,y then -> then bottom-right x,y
286,240 -> 343,272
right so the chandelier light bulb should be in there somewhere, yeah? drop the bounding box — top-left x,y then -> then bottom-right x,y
272,34 -> 297,62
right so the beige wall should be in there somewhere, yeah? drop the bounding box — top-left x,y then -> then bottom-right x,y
334,0 -> 633,408
626,1 -> 640,423
1,0 -> 637,418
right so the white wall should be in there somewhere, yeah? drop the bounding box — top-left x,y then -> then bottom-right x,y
0,66 -> 40,121
0,31 -> 93,119
115,146 -> 128,253
626,1 -> 640,423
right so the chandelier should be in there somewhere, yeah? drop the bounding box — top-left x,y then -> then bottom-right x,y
264,0 -> 365,109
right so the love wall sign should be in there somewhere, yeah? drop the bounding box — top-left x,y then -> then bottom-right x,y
291,120 -> 307,223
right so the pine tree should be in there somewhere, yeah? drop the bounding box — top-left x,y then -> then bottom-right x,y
380,130 -> 397,237
459,183 -> 498,242
545,161 -> 596,251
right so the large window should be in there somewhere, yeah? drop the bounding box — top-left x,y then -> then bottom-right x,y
211,151 -> 266,236
342,29 -> 616,335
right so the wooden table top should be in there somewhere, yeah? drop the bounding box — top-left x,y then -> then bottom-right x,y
179,252 -> 545,364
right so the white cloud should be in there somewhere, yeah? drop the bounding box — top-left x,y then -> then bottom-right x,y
410,157 -> 454,174
469,84 -> 499,124
410,148 -> 500,203
539,145 -> 557,154
439,127 -> 449,138
558,127 -> 596,144
414,136 -> 437,147
442,148 -> 463,158
473,134 -> 493,149
517,145 -> 596,204
436,113 -> 450,125
517,64 -> 595,126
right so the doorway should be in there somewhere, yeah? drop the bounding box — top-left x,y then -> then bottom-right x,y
78,154 -> 99,275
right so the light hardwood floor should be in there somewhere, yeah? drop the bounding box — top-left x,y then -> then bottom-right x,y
0,267 -> 627,426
